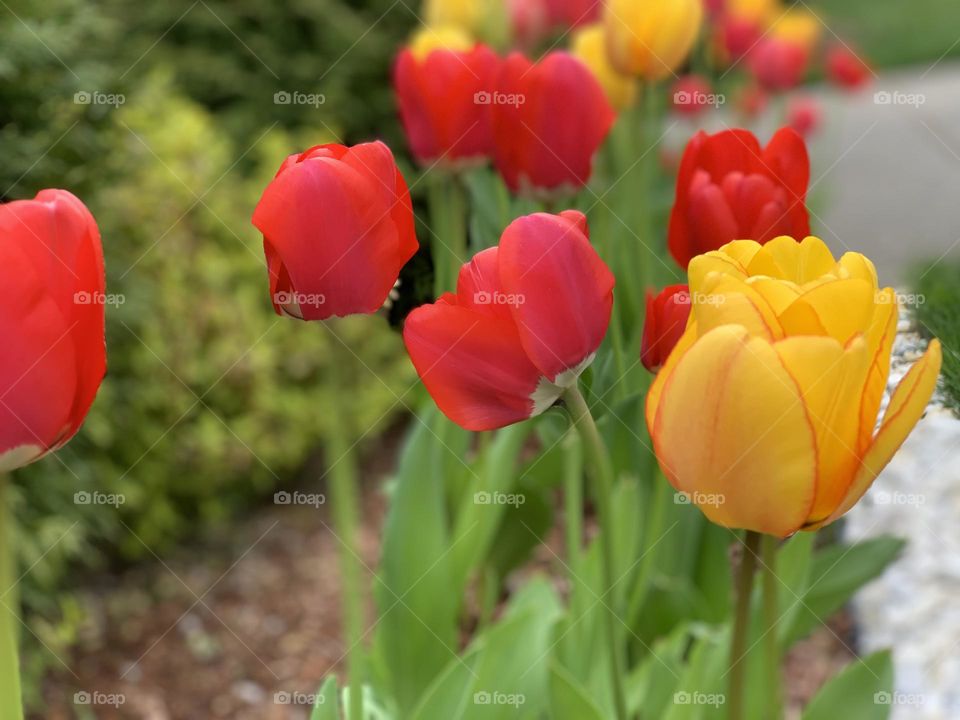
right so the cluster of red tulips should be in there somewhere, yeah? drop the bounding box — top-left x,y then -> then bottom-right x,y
0,0 -> 942,718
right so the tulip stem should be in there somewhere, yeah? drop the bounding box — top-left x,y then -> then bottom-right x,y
562,386 -> 628,720
761,535 -> 783,718
728,531 -> 761,720
324,330 -> 366,720
0,474 -> 23,720
428,171 -> 468,297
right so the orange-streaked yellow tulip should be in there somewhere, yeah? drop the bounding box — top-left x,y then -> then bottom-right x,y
571,23 -> 637,110
647,236 -> 942,537
604,0 -> 704,80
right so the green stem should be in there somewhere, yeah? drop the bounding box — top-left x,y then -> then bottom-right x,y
428,171 -> 468,297
563,430 -> 585,616
728,531 -> 761,720
562,386 -> 628,720
326,329 -> 365,720
0,474 -> 23,720
761,535 -> 782,719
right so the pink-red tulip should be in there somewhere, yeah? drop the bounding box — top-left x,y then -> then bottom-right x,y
641,285 -> 692,373
491,51 -> 615,196
748,38 -> 809,91
252,142 -> 418,320
826,44 -> 872,90
668,127 -> 810,267
403,210 -> 614,430
394,40 -> 500,166
787,95 -> 822,137
0,190 -> 106,471
671,75 -> 716,117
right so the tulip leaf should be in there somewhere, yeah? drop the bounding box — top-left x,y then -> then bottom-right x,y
310,677 -> 338,720
785,536 -> 904,644
801,650 -> 893,720
549,663 -> 605,720
375,407 -> 459,714
410,578 -> 563,720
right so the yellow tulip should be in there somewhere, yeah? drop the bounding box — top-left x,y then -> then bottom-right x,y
423,0 -> 507,46
647,237 -> 942,537
604,0 -> 704,81
770,8 -> 822,55
726,0 -> 780,25
572,23 -> 638,110
407,26 -> 475,60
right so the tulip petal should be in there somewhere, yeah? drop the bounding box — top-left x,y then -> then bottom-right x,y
695,272 -> 782,340
651,325 -> 817,536
499,212 -> 614,381
815,339 -> 942,528
0,241 -> 77,468
403,299 -> 543,431
858,289 -> 899,448
645,321 -> 698,433
762,127 -> 810,203
774,335 -> 871,521
779,277 -> 875,343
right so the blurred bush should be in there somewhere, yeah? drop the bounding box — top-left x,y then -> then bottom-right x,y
0,0 -> 416,701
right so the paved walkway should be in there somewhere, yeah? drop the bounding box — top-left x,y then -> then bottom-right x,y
815,62 -> 960,283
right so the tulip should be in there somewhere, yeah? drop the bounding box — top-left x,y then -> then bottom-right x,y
509,0 -> 552,48
403,210 -> 614,431
424,0 -> 507,41
646,236 -> 942,537
770,8 -> 821,56
491,52 -> 615,196
0,190 -> 106,471
252,142 -> 418,320
670,74 -> 715,116
546,0 -> 603,28
748,37 -> 809,91
604,0 -> 704,80
668,127 -> 810,267
571,23 -> 637,110
725,0 -> 778,25
394,29 -> 500,166
641,285 -> 692,372
827,44 -> 872,90
787,95 -> 821,137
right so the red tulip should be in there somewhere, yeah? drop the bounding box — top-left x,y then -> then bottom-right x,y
749,38 -> 809,91
826,44 -> 871,90
641,285 -> 692,373
510,0 -> 552,48
545,0 -> 603,28
716,16 -> 762,65
394,43 -> 500,166
0,190 -> 106,471
403,210 -> 614,431
252,141 -> 418,320
491,52 -> 615,196
787,95 -> 822,137
671,75 -> 716,117
668,127 -> 811,267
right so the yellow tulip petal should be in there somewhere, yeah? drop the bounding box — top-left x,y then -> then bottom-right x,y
652,325 -> 817,537
760,236 -> 837,283
645,321 -> 698,435
748,276 -> 801,315
836,251 -> 879,287
775,335 -> 871,521
695,273 -> 782,340
779,278 -> 874,343
815,340 -> 942,528
688,246 -> 753,292
858,289 -> 899,448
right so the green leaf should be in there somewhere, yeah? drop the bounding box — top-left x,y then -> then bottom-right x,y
374,408 -> 459,714
411,578 -> 563,720
549,663 -> 605,720
785,537 -> 904,644
802,651 -> 893,720
310,676 -> 338,720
